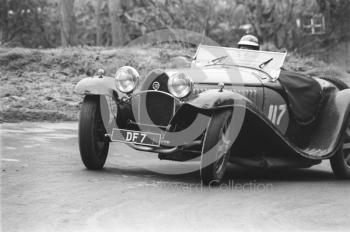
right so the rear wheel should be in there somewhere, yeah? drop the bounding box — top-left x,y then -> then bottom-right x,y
79,95 -> 109,170
323,77 -> 350,179
330,123 -> 350,179
200,110 -> 232,185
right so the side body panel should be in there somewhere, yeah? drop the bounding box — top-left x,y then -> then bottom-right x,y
262,88 -> 290,134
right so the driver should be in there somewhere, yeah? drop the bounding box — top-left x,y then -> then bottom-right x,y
237,35 -> 260,50
237,35 -> 323,125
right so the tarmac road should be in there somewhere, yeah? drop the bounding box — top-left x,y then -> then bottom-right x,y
1,122 -> 350,232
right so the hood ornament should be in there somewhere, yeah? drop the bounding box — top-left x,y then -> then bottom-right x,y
218,82 -> 225,92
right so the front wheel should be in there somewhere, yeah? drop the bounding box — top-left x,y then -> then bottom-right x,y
330,123 -> 350,179
200,110 -> 232,185
79,95 -> 109,170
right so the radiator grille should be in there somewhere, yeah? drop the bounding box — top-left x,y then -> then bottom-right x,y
132,91 -> 175,127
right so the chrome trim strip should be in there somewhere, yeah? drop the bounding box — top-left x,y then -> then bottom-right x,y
128,143 -> 178,154
133,90 -> 177,99
137,95 -> 141,123
173,98 -> 177,115
128,121 -> 168,129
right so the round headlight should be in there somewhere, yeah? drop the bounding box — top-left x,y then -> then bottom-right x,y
115,66 -> 140,93
168,72 -> 193,98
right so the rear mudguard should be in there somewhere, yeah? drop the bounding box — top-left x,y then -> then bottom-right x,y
74,76 -> 120,96
172,88 -> 350,160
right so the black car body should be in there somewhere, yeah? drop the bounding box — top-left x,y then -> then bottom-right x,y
75,45 -> 350,184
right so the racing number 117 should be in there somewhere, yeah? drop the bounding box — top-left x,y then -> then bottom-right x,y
268,105 -> 287,126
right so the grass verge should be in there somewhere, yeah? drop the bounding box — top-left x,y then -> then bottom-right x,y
0,45 -> 349,122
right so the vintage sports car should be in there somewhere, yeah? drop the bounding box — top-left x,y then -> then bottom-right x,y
75,45 -> 350,184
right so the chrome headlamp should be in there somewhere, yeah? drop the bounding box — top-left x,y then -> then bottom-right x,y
167,72 -> 193,98
115,66 -> 140,94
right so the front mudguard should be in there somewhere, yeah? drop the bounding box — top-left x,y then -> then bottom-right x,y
168,89 -> 251,147
74,76 -> 121,97
170,89 -> 251,127
75,76 -> 124,136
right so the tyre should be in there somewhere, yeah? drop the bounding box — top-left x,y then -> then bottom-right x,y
330,122 -> 350,179
200,110 -> 232,185
79,95 -> 109,170
324,77 -> 350,179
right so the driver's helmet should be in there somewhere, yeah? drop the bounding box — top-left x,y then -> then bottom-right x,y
237,35 -> 260,50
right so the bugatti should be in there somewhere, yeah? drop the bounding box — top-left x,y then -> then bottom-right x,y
75,45 -> 350,184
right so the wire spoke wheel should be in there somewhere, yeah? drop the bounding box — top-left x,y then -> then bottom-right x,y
200,110 -> 232,185
331,121 -> 350,179
342,127 -> 350,169
214,120 -> 230,176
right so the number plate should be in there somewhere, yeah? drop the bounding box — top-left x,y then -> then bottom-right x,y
111,129 -> 161,147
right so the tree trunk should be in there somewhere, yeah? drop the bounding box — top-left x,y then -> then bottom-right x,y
254,0 -> 263,41
95,0 -> 102,46
108,0 -> 124,46
0,0 -> 9,44
59,0 -> 76,47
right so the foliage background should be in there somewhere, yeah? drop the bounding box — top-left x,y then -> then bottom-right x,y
1,0 -> 349,52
